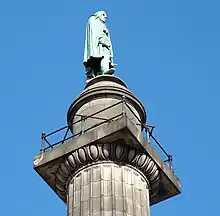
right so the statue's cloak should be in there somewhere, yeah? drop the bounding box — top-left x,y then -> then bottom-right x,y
84,15 -> 113,62
84,16 -> 102,62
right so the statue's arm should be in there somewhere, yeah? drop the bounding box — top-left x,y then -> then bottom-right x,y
98,36 -> 111,49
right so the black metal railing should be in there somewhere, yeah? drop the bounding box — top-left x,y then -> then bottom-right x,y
40,97 -> 173,169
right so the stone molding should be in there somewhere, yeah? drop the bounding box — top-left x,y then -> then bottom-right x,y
55,141 -> 160,202
85,75 -> 127,88
67,76 -> 146,129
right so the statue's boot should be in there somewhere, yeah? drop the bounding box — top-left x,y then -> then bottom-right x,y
104,68 -> 115,75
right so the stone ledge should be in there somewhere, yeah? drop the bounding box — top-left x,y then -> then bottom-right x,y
34,115 -> 181,205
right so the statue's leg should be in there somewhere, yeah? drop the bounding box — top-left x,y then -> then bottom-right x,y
100,56 -> 109,74
86,67 -> 95,80
91,57 -> 103,76
101,56 -> 115,75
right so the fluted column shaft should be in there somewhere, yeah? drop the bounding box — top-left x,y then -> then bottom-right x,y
67,163 -> 150,216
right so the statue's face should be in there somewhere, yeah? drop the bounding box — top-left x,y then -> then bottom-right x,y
99,12 -> 107,23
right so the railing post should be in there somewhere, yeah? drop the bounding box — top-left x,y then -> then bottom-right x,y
61,126 -> 70,144
81,115 -> 86,134
145,127 -> 150,143
168,155 -> 173,170
41,132 -> 46,153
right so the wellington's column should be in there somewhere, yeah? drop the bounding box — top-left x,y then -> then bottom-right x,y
33,11 -> 181,216
65,75 -> 158,216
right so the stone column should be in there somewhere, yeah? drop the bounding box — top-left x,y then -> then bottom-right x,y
54,76 -> 159,216
67,163 -> 150,216
53,140 -> 159,216
34,76 -> 181,216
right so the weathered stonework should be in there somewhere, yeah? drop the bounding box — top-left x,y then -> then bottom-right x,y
34,76 -> 181,216
68,163 -> 151,216
55,142 -> 160,203
67,76 -> 146,137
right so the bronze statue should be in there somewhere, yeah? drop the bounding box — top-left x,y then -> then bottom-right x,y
84,11 -> 115,81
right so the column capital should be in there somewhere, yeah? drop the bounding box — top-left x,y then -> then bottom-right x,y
55,141 -> 160,203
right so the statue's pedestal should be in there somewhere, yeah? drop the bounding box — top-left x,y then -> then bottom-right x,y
67,76 -> 146,138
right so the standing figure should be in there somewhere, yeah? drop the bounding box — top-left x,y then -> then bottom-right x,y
84,11 -> 115,80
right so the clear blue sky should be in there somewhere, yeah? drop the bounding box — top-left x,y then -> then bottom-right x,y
0,0 -> 219,215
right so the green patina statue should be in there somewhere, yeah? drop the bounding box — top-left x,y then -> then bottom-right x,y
84,11 -> 115,81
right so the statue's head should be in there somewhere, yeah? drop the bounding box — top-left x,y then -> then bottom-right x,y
94,11 -> 107,23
